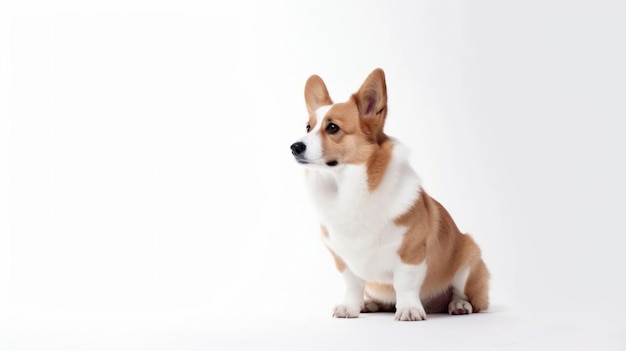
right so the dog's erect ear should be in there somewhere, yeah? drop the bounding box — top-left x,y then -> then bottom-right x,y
304,75 -> 333,115
355,68 -> 387,119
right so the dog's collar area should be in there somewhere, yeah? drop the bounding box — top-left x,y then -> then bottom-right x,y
325,160 -> 338,167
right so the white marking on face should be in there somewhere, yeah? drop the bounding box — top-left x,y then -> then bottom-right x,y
313,105 -> 333,132
298,104 -> 333,166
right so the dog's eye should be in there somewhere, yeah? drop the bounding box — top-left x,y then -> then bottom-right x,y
306,124 -> 311,133
326,123 -> 340,135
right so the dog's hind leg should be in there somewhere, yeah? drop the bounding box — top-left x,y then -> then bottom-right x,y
463,258 -> 490,313
449,259 -> 490,315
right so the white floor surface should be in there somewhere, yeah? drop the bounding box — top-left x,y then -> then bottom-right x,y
1,306 -> 623,351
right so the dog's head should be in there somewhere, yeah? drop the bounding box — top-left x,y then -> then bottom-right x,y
290,68 -> 389,170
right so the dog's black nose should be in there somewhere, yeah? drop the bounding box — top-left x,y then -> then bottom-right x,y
291,142 -> 306,156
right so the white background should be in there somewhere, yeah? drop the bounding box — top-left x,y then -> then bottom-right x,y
1,0 -> 625,350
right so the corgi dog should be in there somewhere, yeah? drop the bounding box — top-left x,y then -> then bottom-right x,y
290,68 -> 489,321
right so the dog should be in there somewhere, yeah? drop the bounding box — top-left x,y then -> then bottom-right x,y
290,68 -> 490,321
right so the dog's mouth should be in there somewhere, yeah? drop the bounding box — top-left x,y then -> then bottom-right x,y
293,156 -> 339,168
291,142 -> 338,167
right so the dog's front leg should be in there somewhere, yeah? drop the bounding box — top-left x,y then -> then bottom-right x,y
393,262 -> 427,321
332,269 -> 365,318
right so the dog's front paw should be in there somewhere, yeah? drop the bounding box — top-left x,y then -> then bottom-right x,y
332,304 -> 361,318
395,306 -> 427,321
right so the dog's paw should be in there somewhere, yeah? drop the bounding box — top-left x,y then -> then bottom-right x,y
448,299 -> 473,315
395,306 -> 427,321
332,304 -> 361,318
361,300 -> 395,313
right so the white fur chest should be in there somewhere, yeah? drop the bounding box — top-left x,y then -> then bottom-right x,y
305,146 -> 422,283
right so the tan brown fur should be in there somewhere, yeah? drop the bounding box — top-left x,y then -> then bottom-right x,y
365,138 -> 393,191
320,225 -> 329,238
379,190 -> 490,312
321,225 -> 346,272
305,69 -> 393,191
463,257 -> 490,312
327,247 -> 347,272
365,281 -> 395,302
304,69 -> 489,315
324,188 -> 490,312
304,75 -> 333,115
307,115 -> 317,133
363,282 -> 396,313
